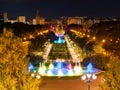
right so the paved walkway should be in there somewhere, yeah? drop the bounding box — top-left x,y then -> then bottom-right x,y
40,76 -> 102,90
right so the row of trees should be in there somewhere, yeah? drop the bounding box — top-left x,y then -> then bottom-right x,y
100,56 -> 120,90
29,33 -> 49,53
67,31 -> 95,57
67,30 -> 109,70
4,22 -> 48,37
0,28 -> 41,90
68,21 -> 120,89
89,21 -> 120,57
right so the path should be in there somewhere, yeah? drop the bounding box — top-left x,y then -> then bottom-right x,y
40,76 -> 102,90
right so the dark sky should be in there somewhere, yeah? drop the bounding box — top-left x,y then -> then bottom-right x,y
0,0 -> 120,20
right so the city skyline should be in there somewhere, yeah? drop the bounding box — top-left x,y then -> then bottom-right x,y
0,0 -> 120,20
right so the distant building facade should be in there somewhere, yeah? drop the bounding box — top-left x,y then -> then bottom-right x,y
8,19 -> 18,23
67,17 -> 82,25
17,16 -> 26,23
32,18 -> 45,25
3,12 -> 8,22
67,16 -> 87,25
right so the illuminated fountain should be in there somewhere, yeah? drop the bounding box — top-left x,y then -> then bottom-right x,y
28,62 -> 36,73
84,62 -> 100,74
28,61 -> 100,77
54,35 -> 65,44
36,60 -> 83,76
47,62 -> 54,76
74,64 -> 83,75
38,62 -> 46,75
86,62 -> 93,73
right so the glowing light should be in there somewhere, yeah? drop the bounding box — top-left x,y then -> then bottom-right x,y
87,35 -> 90,38
116,41 -> 118,43
28,63 -> 36,72
31,73 -> 35,77
54,35 -> 65,44
86,62 -> 94,73
57,70 -> 63,76
93,36 -> 96,40
38,67 -> 45,75
42,65 -> 47,71
92,74 -> 97,80
83,33 -> 85,36
74,65 -> 83,75
23,37 -> 26,40
55,61 -> 63,69
102,39 -> 106,43
68,69 -> 73,76
38,63 -> 46,75
86,73 -> 92,79
29,35 -> 34,39
48,63 -> 54,70
110,39 -> 112,41
28,61 -> 99,77
47,70 -> 53,76
67,63 -> 72,70
39,61 -> 83,76
81,74 -> 86,80
36,75 -> 40,79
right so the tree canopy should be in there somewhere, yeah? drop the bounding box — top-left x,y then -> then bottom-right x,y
0,28 -> 41,90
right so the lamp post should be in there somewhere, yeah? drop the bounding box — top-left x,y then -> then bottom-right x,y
81,73 -> 97,90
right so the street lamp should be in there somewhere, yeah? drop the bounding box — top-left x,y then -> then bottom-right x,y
81,73 -> 97,90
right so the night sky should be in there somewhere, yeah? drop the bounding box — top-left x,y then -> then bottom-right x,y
0,0 -> 120,20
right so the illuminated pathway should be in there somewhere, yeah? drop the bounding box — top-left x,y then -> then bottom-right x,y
43,42 -> 53,62
43,34 -> 81,63
64,35 -> 80,63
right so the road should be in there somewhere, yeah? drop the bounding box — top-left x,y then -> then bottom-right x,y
40,76 -> 102,90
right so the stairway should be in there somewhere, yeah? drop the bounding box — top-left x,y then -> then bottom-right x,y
48,42 -> 71,60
